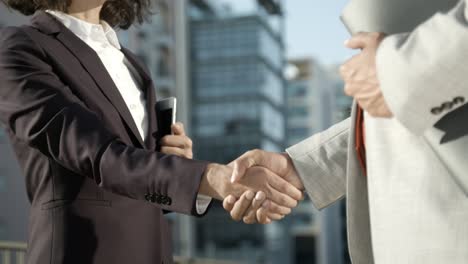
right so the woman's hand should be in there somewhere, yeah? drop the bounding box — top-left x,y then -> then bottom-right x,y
223,192 -> 290,224
160,122 -> 193,159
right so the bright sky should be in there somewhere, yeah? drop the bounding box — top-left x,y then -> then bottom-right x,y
284,0 -> 354,65
224,0 -> 355,65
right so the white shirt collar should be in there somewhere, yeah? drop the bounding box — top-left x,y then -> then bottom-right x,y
46,10 -> 121,50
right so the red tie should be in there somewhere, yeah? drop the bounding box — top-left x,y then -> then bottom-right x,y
355,106 -> 367,176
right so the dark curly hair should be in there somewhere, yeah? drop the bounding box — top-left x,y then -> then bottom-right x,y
1,0 -> 153,29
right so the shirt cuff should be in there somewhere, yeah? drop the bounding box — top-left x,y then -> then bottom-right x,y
196,194 -> 212,215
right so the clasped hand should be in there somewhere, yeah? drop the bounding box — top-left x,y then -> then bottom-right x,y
222,150 -> 304,225
158,124 -> 304,225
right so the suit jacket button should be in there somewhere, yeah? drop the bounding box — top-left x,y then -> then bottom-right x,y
167,197 -> 172,205
431,107 -> 443,115
162,196 -> 171,205
441,102 -> 453,110
454,96 -> 465,104
145,194 -> 152,202
150,193 -> 158,203
156,194 -> 163,204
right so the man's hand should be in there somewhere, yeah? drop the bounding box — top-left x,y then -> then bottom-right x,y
232,150 -> 303,190
223,150 -> 304,224
160,122 -> 193,159
340,32 -> 393,118
198,162 -> 303,210
223,192 -> 287,224
222,191 -> 272,223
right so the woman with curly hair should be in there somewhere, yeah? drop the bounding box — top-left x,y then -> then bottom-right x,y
0,1 -> 304,262
0,0 -> 304,263
0,1 -> 209,263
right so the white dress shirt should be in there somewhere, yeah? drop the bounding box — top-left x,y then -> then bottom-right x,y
47,11 -> 211,214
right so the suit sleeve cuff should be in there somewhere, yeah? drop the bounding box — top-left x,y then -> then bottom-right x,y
286,119 -> 350,210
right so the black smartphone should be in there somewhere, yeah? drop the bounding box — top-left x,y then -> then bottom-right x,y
155,97 -> 177,147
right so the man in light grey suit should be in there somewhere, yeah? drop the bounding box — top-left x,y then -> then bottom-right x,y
223,0 -> 468,263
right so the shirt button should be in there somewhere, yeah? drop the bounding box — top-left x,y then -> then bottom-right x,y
130,104 -> 137,110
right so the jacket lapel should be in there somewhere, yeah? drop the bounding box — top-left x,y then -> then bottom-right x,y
31,12 -> 145,147
121,48 -> 158,150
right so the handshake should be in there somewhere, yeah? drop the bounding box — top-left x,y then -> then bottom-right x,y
199,150 -> 305,224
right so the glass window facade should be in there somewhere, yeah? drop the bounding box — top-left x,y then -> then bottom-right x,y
259,28 -> 282,69
192,20 -> 258,61
287,106 -> 308,117
192,17 -> 284,106
191,13 -> 286,262
194,101 -> 259,137
193,60 -> 260,98
287,82 -> 308,97
193,100 -> 284,154
260,63 -> 284,105
192,15 -> 285,153
260,102 -> 284,141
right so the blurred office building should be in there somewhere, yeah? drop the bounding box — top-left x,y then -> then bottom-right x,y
285,59 -> 335,146
190,2 -> 286,161
286,58 -> 353,264
285,59 -> 351,145
188,1 -> 320,264
328,65 -> 352,123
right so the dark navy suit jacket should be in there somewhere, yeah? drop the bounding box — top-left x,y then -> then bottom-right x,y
0,11 -> 209,264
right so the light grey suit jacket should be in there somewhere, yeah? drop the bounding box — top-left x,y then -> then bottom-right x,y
286,0 -> 468,263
